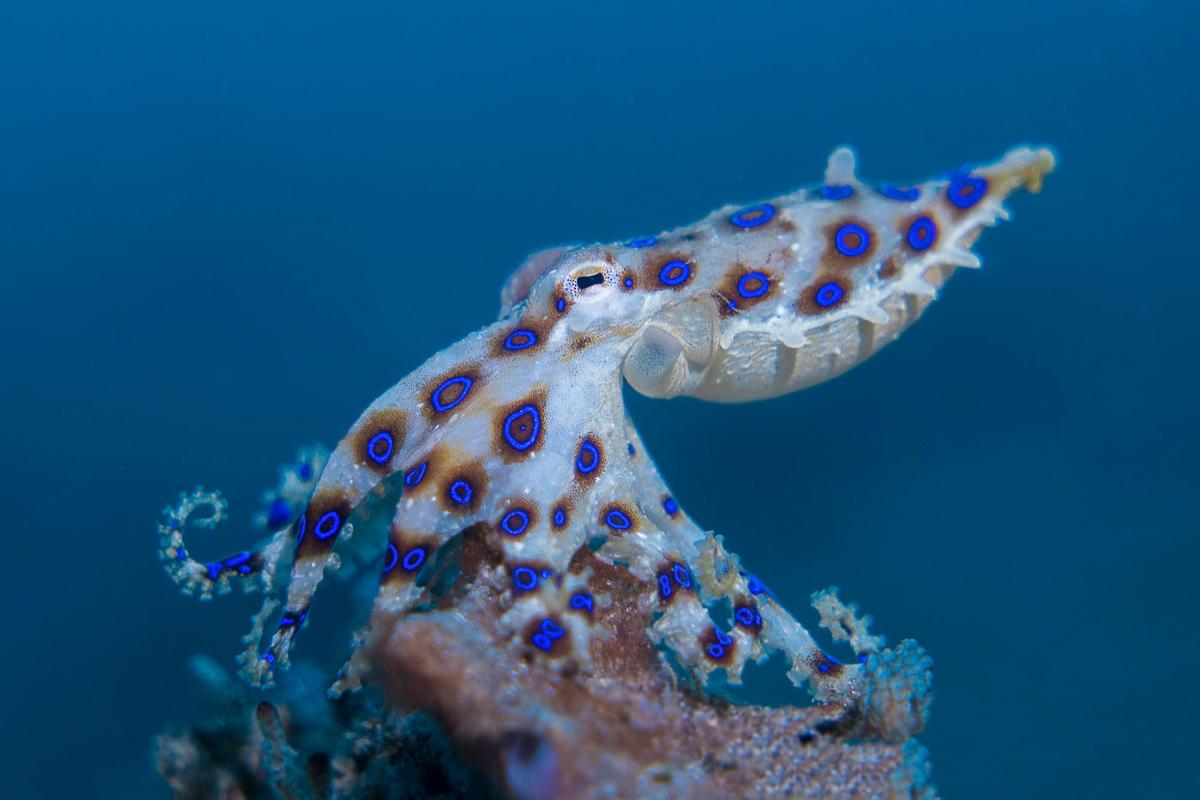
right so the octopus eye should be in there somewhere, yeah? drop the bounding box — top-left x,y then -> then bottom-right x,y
575,271 -> 605,292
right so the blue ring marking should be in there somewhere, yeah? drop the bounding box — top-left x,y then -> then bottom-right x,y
204,561 -> 221,580
267,499 -> 291,528
947,172 -> 988,209
834,223 -> 871,257
532,633 -> 553,651
541,619 -> 565,639
627,442 -> 635,456
366,431 -> 394,464
735,607 -> 760,627
298,462 -> 313,481
817,661 -> 830,674
820,184 -> 854,201
315,511 -> 341,540
815,282 -> 845,308
658,574 -> 673,599
552,507 -> 567,527
448,479 -> 473,506
658,259 -> 690,286
629,236 -> 657,248
730,202 -> 775,228
503,329 -> 538,351
662,496 -> 679,516
404,462 -> 428,487
706,643 -> 726,660
576,439 -> 601,474
278,613 -> 297,628
746,575 -> 767,595
431,375 -> 474,413
816,281 -> 844,307
555,296 -> 566,313
907,216 -> 937,250
858,653 -> 869,664
261,652 -> 276,665
503,404 -> 542,450
570,592 -> 594,612
401,547 -> 426,572
382,543 -> 399,573
605,509 -> 632,530
623,276 -> 635,288
672,563 -> 692,588
540,568 -> 552,579
715,629 -> 733,645
737,271 -> 770,299
294,513 -> 307,544
513,566 -> 539,591
879,183 -> 920,202
500,509 -> 530,536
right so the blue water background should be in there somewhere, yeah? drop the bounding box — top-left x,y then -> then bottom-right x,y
2,2 -> 1197,797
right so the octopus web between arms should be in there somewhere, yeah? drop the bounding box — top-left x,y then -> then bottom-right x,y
159,145 -> 1054,798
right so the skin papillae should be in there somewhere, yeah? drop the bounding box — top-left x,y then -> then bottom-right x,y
159,145 -> 1054,799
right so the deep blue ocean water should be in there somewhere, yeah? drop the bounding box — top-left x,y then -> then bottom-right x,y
3,2 -> 1197,797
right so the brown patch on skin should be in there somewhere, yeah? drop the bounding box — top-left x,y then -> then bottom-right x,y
568,334 -> 593,352
573,435 -> 604,484
810,652 -> 845,679
349,408 -> 408,475
294,490 -> 355,560
381,525 -> 438,586
714,264 -> 780,319
641,252 -> 696,291
439,459 -> 489,514
492,388 -> 548,463
796,275 -> 854,316
489,319 -> 549,358
445,522 -> 504,596
879,253 -> 904,280
421,364 -> 483,422
599,502 -> 637,535
495,499 -> 538,538
699,627 -> 737,667
823,218 -> 878,268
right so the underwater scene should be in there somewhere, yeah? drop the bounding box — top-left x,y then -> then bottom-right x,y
2,2 -> 1197,798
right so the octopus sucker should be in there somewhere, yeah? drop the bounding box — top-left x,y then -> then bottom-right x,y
160,144 -> 1054,796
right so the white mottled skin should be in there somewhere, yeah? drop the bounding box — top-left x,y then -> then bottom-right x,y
226,146 -> 1054,701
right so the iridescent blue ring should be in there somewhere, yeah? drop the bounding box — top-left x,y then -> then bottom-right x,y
658,574 -> 673,599
735,607 -> 759,627
513,566 -> 538,591
730,203 -> 775,228
672,563 -> 691,588
382,543 -> 399,573
629,236 -> 657,248
404,462 -> 428,487
552,507 -> 567,527
555,297 -> 566,313
541,619 -> 565,639
431,376 -> 473,413
947,172 -> 988,209
503,329 -> 538,351
706,643 -> 726,660
366,431 -> 394,464
532,633 -> 553,651
314,511 -> 341,540
448,479 -> 473,506
834,223 -> 871,257
662,496 -> 679,516
880,183 -> 920,202
820,184 -> 854,201
623,276 -> 635,289
503,404 -> 542,451
737,271 -> 770,299
576,439 -> 601,474
402,547 -> 426,572
605,509 -> 632,530
815,282 -> 845,308
907,216 -> 936,251
658,259 -> 690,287
500,509 -> 530,536
295,514 -> 306,543
570,592 -> 594,612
